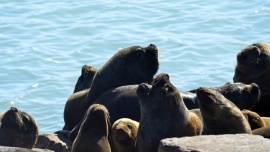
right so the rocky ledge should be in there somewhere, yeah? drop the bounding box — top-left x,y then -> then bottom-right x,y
159,134 -> 270,152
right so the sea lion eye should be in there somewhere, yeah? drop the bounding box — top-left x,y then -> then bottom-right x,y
164,84 -> 172,92
127,124 -> 132,129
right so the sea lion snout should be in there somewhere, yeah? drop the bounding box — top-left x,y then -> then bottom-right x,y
250,83 -> 261,96
148,44 -> 157,49
10,107 -> 19,112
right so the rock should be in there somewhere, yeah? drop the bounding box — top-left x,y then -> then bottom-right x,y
34,133 -> 72,152
0,146 -> 52,152
158,134 -> 270,152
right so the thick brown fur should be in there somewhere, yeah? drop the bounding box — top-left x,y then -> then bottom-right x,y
242,109 -> 265,130
197,87 -> 251,135
252,126 -> 270,139
186,112 -> 203,136
261,117 -> 270,126
136,73 -> 198,152
110,118 -> 139,152
73,65 -> 97,93
0,107 -> 38,149
234,42 -> 270,116
71,104 -> 111,152
64,44 -> 159,130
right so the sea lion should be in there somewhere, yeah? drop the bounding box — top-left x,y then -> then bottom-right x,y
0,107 -> 38,149
233,42 -> 270,116
110,118 -> 139,152
71,104 -> 111,152
136,73 -> 201,152
242,109 -> 266,130
73,65 -> 97,93
188,82 -> 260,110
64,44 -> 159,130
252,126 -> 270,139
197,87 -> 252,135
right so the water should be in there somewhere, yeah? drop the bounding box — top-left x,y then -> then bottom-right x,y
0,0 -> 269,133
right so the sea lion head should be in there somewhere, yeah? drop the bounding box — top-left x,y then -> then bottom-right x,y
0,107 -> 38,148
234,42 -> 270,89
80,104 -> 110,137
196,87 -> 239,119
137,73 -> 183,112
236,42 -> 270,69
214,82 -> 261,110
73,65 -> 97,93
242,109 -> 265,130
117,44 -> 159,83
111,118 -> 139,152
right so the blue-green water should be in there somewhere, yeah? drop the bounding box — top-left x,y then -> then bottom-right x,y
0,1 -> 269,133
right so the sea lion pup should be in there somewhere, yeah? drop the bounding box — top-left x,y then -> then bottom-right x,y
136,73 -> 201,152
197,87 -> 252,135
71,104 -> 111,152
64,44 -> 159,130
0,107 -> 38,149
73,65 -> 97,93
188,82 -> 260,110
233,42 -> 270,116
110,118 -> 139,152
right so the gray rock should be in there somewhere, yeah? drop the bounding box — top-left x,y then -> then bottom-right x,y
0,146 -> 52,152
34,133 -> 72,152
158,134 -> 270,152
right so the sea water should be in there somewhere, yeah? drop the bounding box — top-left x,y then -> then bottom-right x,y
0,0 -> 269,133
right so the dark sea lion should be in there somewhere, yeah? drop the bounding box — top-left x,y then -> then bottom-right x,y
71,104 -> 111,152
110,118 -> 139,152
68,85 -> 140,141
242,109 -> 265,130
136,73 -> 200,152
64,44 -> 159,130
73,65 -> 97,93
197,87 -> 252,135
233,42 -> 270,116
188,82 -> 260,110
252,126 -> 270,139
0,107 -> 38,149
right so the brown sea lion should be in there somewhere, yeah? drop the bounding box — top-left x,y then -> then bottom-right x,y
64,44 -> 159,130
0,107 -> 38,149
136,73 -> 201,152
110,118 -> 139,152
71,104 -> 111,152
233,42 -> 270,116
73,65 -> 97,93
197,87 -> 251,135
